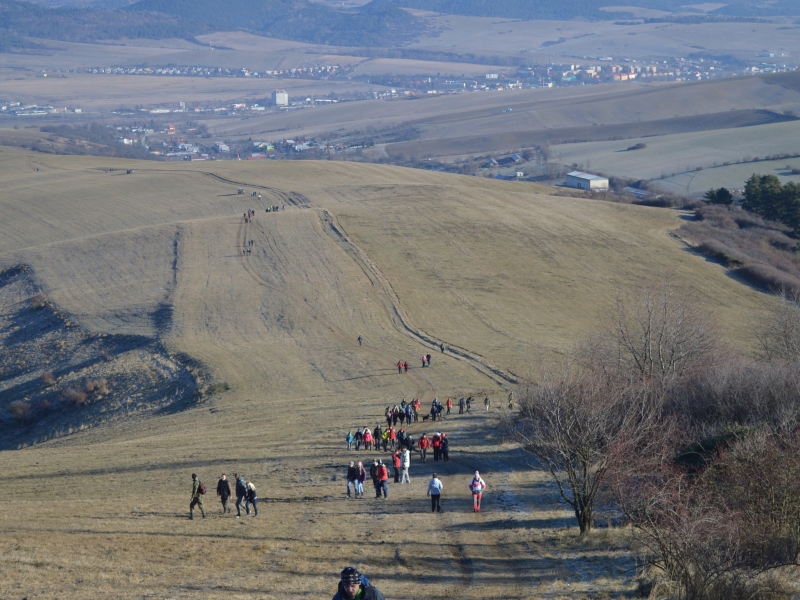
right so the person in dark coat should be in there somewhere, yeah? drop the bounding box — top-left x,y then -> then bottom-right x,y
333,567 -> 385,600
216,474 -> 233,514
234,473 -> 249,518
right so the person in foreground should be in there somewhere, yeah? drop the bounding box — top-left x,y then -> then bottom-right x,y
333,567 -> 385,600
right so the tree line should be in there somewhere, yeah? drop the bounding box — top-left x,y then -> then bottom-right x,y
510,278 -> 800,599
742,174 -> 800,236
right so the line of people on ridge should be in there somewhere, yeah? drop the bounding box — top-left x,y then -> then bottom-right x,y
189,473 -> 259,520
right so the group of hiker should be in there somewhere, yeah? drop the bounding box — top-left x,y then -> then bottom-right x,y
189,472 -> 258,520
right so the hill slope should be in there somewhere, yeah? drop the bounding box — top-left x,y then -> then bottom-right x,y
0,150 -> 777,598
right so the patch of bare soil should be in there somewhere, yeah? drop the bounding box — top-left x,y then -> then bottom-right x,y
0,265 -> 202,449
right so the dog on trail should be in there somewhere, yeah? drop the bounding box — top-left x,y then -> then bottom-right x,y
421,414 -> 430,422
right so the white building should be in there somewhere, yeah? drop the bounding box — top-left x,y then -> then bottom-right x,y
566,171 -> 609,191
272,90 -> 289,107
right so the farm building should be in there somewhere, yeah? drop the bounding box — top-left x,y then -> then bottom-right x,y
272,90 -> 289,107
566,171 -> 609,191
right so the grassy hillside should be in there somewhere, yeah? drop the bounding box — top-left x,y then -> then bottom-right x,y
0,149 -> 778,598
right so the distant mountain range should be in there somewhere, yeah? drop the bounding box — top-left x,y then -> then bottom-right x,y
0,0 -> 422,48
2,0 -> 799,52
367,0 -> 800,20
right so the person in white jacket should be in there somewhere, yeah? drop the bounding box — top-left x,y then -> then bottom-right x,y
400,449 -> 411,483
427,473 -> 443,513
469,471 -> 486,511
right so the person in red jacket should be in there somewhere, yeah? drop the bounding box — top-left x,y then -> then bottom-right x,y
376,460 -> 389,498
445,398 -> 452,415
417,433 -> 430,463
392,449 -> 402,483
397,360 -> 403,374
469,471 -> 487,511
432,433 -> 442,462
389,426 -> 397,450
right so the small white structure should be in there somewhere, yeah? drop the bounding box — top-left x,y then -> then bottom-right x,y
566,171 -> 609,191
272,90 -> 289,107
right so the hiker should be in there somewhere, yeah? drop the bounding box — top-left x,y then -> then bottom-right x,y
354,461 -> 366,498
470,471 -> 486,512
417,433 -> 430,463
346,461 -> 357,498
405,405 -> 413,425
400,448 -> 411,483
385,408 -> 393,428
216,474 -> 233,514
389,426 -> 397,450
508,391 -> 514,410
398,409 -> 406,426
427,473 -> 443,513
358,335 -> 363,346
404,360 -> 409,373
374,425 -> 383,451
421,355 -> 426,368
426,353 -> 432,367
484,396 -> 491,411
346,430 -> 355,451
355,427 -> 363,451
446,398 -> 452,415
376,460 -> 389,498
246,481 -> 258,516
392,449 -> 401,483
370,459 -> 379,493
442,433 -> 450,462
459,397 -> 465,414
333,567 -> 385,600
235,473 -> 249,518
189,473 -> 206,520
432,433 -> 442,461
381,427 -> 390,452
397,360 -> 403,374
366,427 -> 375,451
466,396 -> 472,413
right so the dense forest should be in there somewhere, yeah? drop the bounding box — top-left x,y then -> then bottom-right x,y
0,0 -> 423,48
368,0 -> 800,20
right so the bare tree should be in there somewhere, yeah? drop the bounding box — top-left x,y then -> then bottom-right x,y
514,368 -> 666,535
583,278 -> 717,380
756,288 -> 800,361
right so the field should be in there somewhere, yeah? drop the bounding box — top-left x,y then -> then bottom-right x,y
552,119 -> 800,195
0,147 -> 779,598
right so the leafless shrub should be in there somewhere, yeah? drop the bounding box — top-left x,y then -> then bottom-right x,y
514,367 -> 667,536
696,240 -> 748,267
41,371 -> 56,386
581,278 -> 718,381
29,292 -> 47,310
670,356 -> 800,431
85,378 -> 109,395
8,400 -> 31,422
735,264 -> 800,295
756,289 -> 800,361
63,387 -> 88,405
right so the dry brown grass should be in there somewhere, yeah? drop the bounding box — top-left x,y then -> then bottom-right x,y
0,149 -> 783,599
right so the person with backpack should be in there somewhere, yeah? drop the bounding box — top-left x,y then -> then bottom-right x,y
427,473 -> 443,513
235,473 -> 249,518
246,481 -> 259,516
441,433 -> 450,462
216,473 -> 233,514
346,461 -> 358,498
432,433 -> 442,461
189,473 -> 206,520
381,428 -> 390,452
469,471 -> 486,512
332,567 -> 385,600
